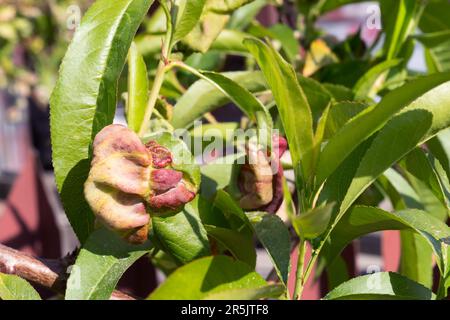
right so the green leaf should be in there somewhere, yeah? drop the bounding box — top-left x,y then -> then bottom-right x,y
133,33 -> 162,58
200,153 -> 243,199
246,212 -> 291,285
338,110 -> 432,217
381,37 -> 414,91
318,137 -> 374,208
323,83 -> 355,101
282,177 -> 297,231
182,9 -> 229,53
0,273 -> 41,300
65,228 -> 151,300
298,75 -> 333,127
150,250 -> 179,276
326,256 -> 350,291
173,0 -> 207,43
126,41 -> 149,133
338,74 -> 450,218
395,148 -> 450,287
316,72 -> 450,185
383,168 -> 422,210
293,203 -> 334,240
302,39 -> 339,77
214,190 -> 253,235
152,199 -> 211,265
399,148 -> 449,221
190,122 -> 240,143
205,225 -> 256,268
244,38 -> 315,181
194,195 -> 229,229
419,1 -> 450,33
50,0 -> 153,243
353,59 -> 402,100
172,71 -> 267,129
143,4 -> 166,33
400,231 -> 433,288
428,128 -> 450,179
314,60 -> 369,88
207,0 -> 255,13
381,0 -> 424,60
324,101 -> 369,139
316,0 -> 366,14
313,105 -> 331,170
320,206 -> 450,279
246,23 -> 301,64
323,272 -> 435,300
201,71 -> 273,134
415,31 -> 450,73
430,156 -> 450,210
148,255 -> 268,300
270,24 -> 300,63
204,284 -> 285,300
382,168 -> 433,287
228,0 -> 269,30
211,29 -> 249,53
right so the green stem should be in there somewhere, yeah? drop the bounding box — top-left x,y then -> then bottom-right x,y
436,276 -> 447,300
281,160 -> 294,170
153,106 -> 175,131
138,1 -> 172,137
293,239 -> 307,300
299,224 -> 336,295
170,61 -> 225,92
293,208 -> 334,300
139,60 -> 167,136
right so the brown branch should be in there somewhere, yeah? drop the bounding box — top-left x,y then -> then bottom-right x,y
0,243 -> 135,300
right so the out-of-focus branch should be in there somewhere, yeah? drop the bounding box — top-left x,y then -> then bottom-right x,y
0,243 -> 134,300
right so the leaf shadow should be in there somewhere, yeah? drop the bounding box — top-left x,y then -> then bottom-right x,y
83,227 -> 151,259
388,272 -> 434,300
200,256 -> 251,293
200,174 -> 219,199
60,159 -> 95,244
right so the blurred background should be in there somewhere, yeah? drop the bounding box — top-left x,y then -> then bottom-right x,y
0,0 -> 428,298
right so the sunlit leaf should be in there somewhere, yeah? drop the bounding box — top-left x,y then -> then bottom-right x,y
126,41 -> 149,133
0,273 -> 41,300
65,228 -> 151,300
148,255 -> 269,300
324,272 -> 435,300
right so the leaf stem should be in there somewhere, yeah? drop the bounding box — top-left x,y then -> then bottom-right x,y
293,239 -> 307,300
204,112 -> 218,124
138,1 -> 173,137
170,60 -> 208,83
436,275 -> 447,300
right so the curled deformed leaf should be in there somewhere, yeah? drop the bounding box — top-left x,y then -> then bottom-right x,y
85,125 -> 151,243
238,134 -> 288,213
84,125 -> 198,244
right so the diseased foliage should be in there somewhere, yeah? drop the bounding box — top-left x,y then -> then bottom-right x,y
43,0 -> 450,300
